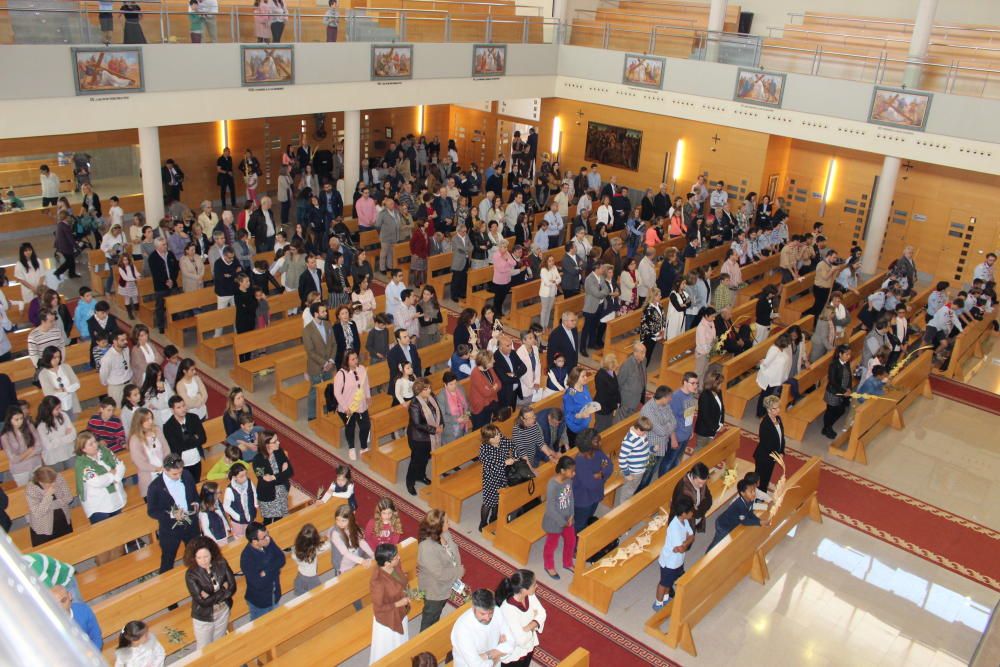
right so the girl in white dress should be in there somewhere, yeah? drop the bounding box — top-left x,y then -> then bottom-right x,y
351,275 -> 376,334
666,285 -> 691,340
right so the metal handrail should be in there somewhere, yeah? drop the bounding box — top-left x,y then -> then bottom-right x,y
762,41 -> 1000,75
385,0 -> 543,17
787,12 -> 1000,37
362,7 -> 448,14
771,25 -> 1000,54
612,0 -> 719,13
574,9 -> 696,27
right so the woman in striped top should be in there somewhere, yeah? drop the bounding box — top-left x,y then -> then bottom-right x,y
512,406 -> 546,469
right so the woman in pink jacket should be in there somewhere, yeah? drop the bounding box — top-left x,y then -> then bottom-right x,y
333,350 -> 372,458
491,239 -> 519,317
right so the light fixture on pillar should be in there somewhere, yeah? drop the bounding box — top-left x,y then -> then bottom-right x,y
551,116 -> 562,162
819,157 -> 837,217
673,139 -> 686,189
417,105 -> 425,134
216,120 -> 230,154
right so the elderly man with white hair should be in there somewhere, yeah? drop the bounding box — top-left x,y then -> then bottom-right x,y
617,341 -> 648,419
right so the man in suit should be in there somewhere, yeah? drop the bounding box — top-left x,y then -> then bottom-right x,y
560,244 -> 582,297
599,175 -> 617,200
303,303 -> 337,421
896,245 -> 918,294
216,147 -> 237,208
318,181 -> 344,229
147,237 -> 180,334
617,341 -> 648,419
450,224 -> 472,301
146,453 -> 200,573
547,311 -> 579,373
493,336 -> 527,410
375,197 -> 401,273
161,159 -> 185,205
387,329 -> 422,388
86,300 -> 120,367
163,396 -> 207,482
611,186 -> 631,232
248,196 -> 277,252
580,264 -> 614,355
297,253 -> 324,306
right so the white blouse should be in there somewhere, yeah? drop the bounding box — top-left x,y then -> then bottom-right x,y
539,267 -> 560,298
499,595 -> 547,661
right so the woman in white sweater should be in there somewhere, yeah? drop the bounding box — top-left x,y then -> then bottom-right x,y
755,334 -> 792,418
37,347 -> 81,421
538,255 -> 561,332
495,569 -> 547,666
35,396 -> 77,471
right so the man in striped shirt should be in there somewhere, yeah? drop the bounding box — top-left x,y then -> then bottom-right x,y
27,309 -> 66,367
618,416 -> 653,503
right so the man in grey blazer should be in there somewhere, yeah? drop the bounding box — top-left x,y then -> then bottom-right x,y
303,303 -> 337,420
580,263 -> 613,355
450,224 -> 471,301
375,197 -> 401,273
617,341 -> 648,419
561,243 -> 582,297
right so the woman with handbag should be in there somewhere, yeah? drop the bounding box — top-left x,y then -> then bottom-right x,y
417,509 -> 466,631
252,431 -> 294,525
478,424 -> 517,532
405,379 -> 441,497
333,351 -> 372,457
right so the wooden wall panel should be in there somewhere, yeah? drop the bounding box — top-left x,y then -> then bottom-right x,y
0,129 -> 138,159
537,98 -> 771,201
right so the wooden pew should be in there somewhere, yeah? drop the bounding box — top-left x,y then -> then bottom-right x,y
777,271 -> 814,316
179,539 -> 420,667
828,350 -> 933,464
163,286 -> 217,347
568,428 -> 740,613
94,500 -> 330,662
682,244 -> 729,276
194,290 -> 301,368
644,457 -> 822,656
230,317 -> 302,391
659,299 -> 757,390
592,307 -> 643,364
558,648 -> 592,666
463,266 -> 497,313
941,310 -> 997,382
369,601 -> 471,667
0,341 -> 89,385
493,413 -> 637,564
781,329 -> 865,441
424,252 -> 454,302
551,293 -> 585,326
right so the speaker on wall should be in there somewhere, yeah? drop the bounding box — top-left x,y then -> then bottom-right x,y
738,12 -> 753,35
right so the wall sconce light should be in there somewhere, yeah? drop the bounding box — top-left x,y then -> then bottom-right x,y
216,120 -> 230,154
673,139 -> 685,186
551,116 -> 562,161
417,105 -> 425,135
819,157 -> 837,217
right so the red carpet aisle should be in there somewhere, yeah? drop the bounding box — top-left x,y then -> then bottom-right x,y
929,375 -> 1000,415
197,372 -> 682,667
736,434 -> 1000,593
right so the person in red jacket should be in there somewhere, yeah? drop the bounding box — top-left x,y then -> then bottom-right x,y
409,218 -> 431,286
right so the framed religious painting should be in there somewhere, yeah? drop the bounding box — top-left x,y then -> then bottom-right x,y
372,44 -> 414,80
473,44 -> 506,77
71,47 -> 144,95
622,53 -> 665,90
241,45 -> 294,86
733,68 -> 786,108
868,86 -> 933,131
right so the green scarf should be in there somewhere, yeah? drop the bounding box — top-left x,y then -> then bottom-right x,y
74,445 -> 119,502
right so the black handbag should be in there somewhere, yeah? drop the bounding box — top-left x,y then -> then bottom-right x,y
504,451 -> 535,492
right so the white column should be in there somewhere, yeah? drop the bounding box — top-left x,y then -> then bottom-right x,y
705,0 -> 727,62
343,110 -> 360,215
138,126 -> 164,224
860,156 -> 901,276
903,0 -> 938,88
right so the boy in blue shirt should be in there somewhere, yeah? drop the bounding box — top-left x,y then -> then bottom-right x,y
226,412 -> 264,461
706,478 -> 766,552
73,287 -> 96,341
664,373 -> 698,473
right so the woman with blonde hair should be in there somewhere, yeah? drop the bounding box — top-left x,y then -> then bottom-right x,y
128,407 -> 166,499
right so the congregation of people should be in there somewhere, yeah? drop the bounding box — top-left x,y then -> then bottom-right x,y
2,124 -> 998,667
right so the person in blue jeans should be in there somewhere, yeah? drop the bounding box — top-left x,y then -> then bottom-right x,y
241,522 -> 286,620
662,373 -> 698,473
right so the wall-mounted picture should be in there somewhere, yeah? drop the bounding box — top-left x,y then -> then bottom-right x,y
473,44 -> 506,77
241,45 -> 294,86
868,86 -> 933,131
733,68 -> 786,107
372,44 -> 413,80
622,54 -> 665,90
71,47 -> 144,95
584,122 -> 642,171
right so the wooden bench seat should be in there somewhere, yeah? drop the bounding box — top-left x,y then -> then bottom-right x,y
163,286 -> 216,347
230,318 -> 302,391
94,500 -> 330,661
569,428 -> 741,613
179,539 -> 421,667
369,601 -> 472,667
645,457 -> 821,656
195,290 -> 301,368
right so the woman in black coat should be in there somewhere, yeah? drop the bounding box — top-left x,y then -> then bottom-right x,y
184,536 -> 237,648
753,394 -> 785,492
694,370 -> 725,448
332,305 -> 361,369
233,274 -> 256,334
822,344 -> 853,439
594,358 -> 621,433
405,379 -> 442,497
252,431 -> 294,524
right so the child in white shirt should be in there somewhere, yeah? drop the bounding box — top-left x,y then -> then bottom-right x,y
654,496 -> 695,610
